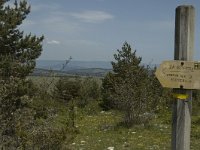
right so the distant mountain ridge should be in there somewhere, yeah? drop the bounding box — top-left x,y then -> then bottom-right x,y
36,60 -> 112,71
33,60 -> 112,77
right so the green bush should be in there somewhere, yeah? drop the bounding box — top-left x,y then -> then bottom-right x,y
0,77 -> 35,147
53,77 -> 81,103
78,77 -> 101,108
192,90 -> 200,115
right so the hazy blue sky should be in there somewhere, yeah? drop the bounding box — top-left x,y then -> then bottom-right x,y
15,0 -> 200,64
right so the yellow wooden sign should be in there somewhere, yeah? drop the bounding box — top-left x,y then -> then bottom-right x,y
155,60 -> 200,89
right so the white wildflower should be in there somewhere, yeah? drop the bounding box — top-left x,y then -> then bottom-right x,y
107,146 -> 114,150
131,131 -> 136,134
138,135 -> 142,138
81,140 -> 86,143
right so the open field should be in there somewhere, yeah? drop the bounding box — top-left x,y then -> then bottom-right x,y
68,107 -> 200,150
69,110 -> 171,150
27,76 -> 200,149
30,76 -> 200,149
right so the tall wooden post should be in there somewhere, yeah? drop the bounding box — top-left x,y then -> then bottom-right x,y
172,5 -> 195,150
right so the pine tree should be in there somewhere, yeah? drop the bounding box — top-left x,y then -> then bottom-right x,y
0,0 -> 44,79
102,42 -> 149,126
0,0 -> 44,147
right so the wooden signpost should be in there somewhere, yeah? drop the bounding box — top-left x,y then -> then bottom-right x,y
155,5 -> 195,150
155,60 -> 200,89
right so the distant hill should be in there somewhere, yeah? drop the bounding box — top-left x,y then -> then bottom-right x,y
65,68 -> 112,77
32,68 -> 112,77
33,60 -> 112,77
36,60 -> 112,71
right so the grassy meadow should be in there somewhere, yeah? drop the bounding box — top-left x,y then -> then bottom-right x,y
28,76 -> 200,150
69,108 -> 200,150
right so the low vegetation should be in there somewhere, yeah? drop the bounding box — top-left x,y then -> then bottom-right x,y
1,41 -> 200,148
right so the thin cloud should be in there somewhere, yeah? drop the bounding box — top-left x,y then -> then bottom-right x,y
47,40 -> 61,45
70,10 -> 114,23
21,20 -> 36,27
31,3 -> 60,12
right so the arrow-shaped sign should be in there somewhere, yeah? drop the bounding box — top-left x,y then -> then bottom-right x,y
155,60 -> 200,89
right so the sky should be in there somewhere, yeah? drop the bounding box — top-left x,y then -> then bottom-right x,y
11,0 -> 200,64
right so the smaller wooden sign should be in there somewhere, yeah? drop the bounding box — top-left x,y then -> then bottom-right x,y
155,60 -> 200,89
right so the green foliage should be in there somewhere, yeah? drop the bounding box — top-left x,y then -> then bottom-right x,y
0,77 -> 35,147
53,77 -> 102,128
0,1 -> 44,79
53,77 -> 81,129
102,42 -> 151,126
54,77 -> 81,103
146,67 -> 173,113
101,72 -> 116,110
0,0 -> 44,148
78,77 -> 101,107
27,101 -> 75,149
192,90 -> 200,115
101,42 -> 172,127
